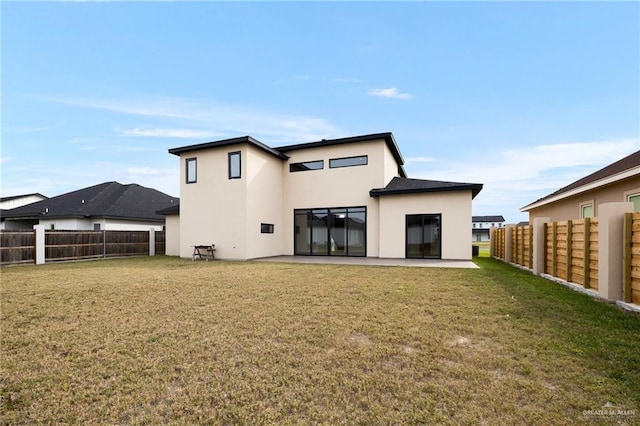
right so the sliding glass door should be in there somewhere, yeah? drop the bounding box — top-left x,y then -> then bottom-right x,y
294,207 -> 366,256
406,214 -> 441,259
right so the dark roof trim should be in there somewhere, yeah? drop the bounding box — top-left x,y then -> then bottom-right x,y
276,133 -> 407,178
370,177 -> 483,199
168,136 -> 288,160
157,204 -> 180,215
472,215 -> 505,222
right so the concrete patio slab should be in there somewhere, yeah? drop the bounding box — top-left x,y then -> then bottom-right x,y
253,255 -> 479,269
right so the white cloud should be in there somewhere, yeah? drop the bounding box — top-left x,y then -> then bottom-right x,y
126,167 -> 164,176
50,96 -> 342,143
405,156 -> 436,163
115,128 -> 220,139
408,139 -> 640,223
368,87 -> 414,99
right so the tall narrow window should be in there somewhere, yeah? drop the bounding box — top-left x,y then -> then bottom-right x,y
581,203 -> 594,218
229,151 -> 241,179
186,158 -> 197,183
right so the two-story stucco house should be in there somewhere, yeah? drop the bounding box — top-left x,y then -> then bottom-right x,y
166,133 -> 482,260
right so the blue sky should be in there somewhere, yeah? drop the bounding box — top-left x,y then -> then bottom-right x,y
2,1 -> 639,223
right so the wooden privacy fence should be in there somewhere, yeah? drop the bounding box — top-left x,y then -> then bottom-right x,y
490,205 -> 640,308
0,231 -> 35,265
544,219 -> 599,291
0,230 -> 165,265
623,212 -> 640,305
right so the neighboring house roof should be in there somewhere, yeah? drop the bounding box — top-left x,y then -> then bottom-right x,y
1,182 -> 178,223
168,132 -> 408,177
521,150 -> 640,211
369,177 -> 483,199
472,215 -> 505,222
1,193 -> 47,202
516,221 -> 530,227
168,136 -> 288,160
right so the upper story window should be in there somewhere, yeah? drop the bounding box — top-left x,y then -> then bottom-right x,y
290,160 -> 324,172
329,155 -> 368,168
186,158 -> 197,183
581,203 -> 594,218
229,151 -> 241,179
628,193 -> 640,212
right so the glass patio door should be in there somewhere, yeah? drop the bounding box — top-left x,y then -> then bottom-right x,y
406,214 -> 441,259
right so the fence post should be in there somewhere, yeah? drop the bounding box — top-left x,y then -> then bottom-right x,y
532,217 -> 550,275
598,202 -> 634,301
34,225 -> 45,265
622,213 -> 632,302
584,218 -> 591,289
566,220 -> 573,283
489,226 -> 497,259
505,224 -> 514,264
149,229 -> 156,257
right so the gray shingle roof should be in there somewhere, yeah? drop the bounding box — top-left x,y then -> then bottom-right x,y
1,182 -> 178,222
370,177 -> 483,199
472,215 -> 505,222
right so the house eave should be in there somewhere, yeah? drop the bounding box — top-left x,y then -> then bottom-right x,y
370,184 -> 483,199
169,136 -> 288,160
520,166 -> 640,212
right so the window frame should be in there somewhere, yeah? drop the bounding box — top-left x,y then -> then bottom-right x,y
289,160 -> 324,172
186,157 -> 197,184
261,223 -> 275,234
625,189 -> 640,212
329,155 -> 368,169
293,206 -> 367,257
580,201 -> 594,218
228,151 -> 241,179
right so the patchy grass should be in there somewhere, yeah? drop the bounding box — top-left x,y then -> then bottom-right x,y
1,256 -> 638,424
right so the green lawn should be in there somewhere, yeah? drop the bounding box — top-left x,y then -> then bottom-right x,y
1,257 -> 638,424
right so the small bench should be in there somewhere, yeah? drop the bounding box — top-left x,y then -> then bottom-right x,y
192,244 -> 216,261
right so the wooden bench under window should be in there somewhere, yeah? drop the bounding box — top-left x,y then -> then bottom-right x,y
192,244 -> 216,261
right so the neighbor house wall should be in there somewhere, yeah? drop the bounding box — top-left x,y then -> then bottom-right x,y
378,191 -> 473,260
36,218 -> 163,231
527,178 -> 640,222
178,144 -> 248,259
281,139 -> 397,257
0,194 -> 47,210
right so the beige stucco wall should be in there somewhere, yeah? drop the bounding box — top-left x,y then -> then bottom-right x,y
178,144 -> 248,259
164,214 -> 180,256
527,177 -> 640,222
378,191 -> 473,260
245,146 -> 284,259
280,139 -> 398,257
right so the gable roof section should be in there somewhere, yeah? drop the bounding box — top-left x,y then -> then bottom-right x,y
472,215 -> 505,222
1,193 -> 47,202
168,136 -> 288,159
1,182 -> 178,222
521,150 -> 640,211
276,132 -> 407,177
370,177 -> 483,199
